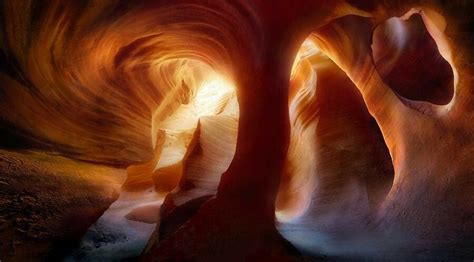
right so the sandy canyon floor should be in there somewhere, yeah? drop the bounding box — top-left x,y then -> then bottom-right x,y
0,149 -> 126,261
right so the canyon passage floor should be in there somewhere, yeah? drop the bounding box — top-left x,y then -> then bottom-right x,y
0,149 -> 125,261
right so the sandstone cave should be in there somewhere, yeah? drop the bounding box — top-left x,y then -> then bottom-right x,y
0,1 -> 473,261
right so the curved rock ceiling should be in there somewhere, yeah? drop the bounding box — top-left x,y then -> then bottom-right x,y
0,0 -> 473,260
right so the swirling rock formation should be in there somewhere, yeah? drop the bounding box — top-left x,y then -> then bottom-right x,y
0,0 -> 473,261
124,74 -> 238,193
307,7 -> 473,258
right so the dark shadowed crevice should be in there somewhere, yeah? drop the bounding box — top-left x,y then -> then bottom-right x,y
372,14 -> 454,105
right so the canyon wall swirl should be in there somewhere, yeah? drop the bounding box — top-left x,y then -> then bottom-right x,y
0,0 -> 259,165
0,0 -> 473,260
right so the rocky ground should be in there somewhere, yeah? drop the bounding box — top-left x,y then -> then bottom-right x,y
66,188 -> 162,261
0,149 -> 126,261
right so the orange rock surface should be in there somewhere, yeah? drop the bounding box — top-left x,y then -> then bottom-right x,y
0,1 -> 473,260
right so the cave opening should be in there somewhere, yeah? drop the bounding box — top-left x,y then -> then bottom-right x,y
372,13 -> 455,105
275,9 -> 457,257
275,33 -> 394,256
1,1 -> 472,260
68,59 -> 240,260
69,9 -> 458,260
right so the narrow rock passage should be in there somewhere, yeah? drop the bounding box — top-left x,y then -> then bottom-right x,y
68,72 -> 239,261
67,188 -> 163,261
0,1 -> 473,261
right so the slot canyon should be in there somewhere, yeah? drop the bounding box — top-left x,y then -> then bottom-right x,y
0,0 -> 473,261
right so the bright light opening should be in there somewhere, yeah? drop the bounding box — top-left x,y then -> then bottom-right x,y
193,76 -> 236,117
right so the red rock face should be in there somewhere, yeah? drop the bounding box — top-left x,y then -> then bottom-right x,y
0,0 -> 473,260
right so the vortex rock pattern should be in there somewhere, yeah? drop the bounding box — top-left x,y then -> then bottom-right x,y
0,0 -> 473,260
0,0 -> 255,165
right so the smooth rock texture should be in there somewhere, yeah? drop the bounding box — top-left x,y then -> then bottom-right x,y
0,0 -> 473,261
